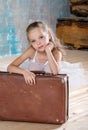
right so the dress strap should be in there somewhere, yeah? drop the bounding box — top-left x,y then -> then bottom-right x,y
33,51 -> 48,65
33,51 -> 37,62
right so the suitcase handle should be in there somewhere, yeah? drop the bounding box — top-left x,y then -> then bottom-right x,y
31,71 -> 55,76
31,71 -> 67,76
31,71 -> 45,75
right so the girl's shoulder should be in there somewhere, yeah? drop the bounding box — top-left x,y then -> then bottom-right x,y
20,46 -> 36,60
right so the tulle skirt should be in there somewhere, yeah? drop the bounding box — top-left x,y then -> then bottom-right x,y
20,60 -> 88,89
60,61 -> 88,89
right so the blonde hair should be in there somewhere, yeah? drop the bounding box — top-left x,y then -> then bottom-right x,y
26,21 -> 64,55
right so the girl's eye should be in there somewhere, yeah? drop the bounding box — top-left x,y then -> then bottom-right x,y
31,40 -> 35,43
40,36 -> 44,39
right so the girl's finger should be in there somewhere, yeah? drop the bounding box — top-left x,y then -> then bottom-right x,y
32,77 -> 36,85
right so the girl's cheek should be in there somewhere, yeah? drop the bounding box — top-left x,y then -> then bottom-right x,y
43,37 -> 49,44
46,36 -> 50,43
46,39 -> 49,45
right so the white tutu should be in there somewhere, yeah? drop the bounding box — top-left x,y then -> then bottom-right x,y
20,59 -> 88,89
60,61 -> 88,89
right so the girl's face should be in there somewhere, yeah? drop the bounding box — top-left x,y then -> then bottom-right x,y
28,27 -> 50,52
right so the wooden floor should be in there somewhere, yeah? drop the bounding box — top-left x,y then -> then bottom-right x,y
0,49 -> 88,130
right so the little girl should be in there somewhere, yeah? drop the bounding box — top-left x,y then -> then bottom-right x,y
7,21 -> 64,85
7,21 -> 87,88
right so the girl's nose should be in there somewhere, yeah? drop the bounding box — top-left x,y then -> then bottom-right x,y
37,42 -> 40,45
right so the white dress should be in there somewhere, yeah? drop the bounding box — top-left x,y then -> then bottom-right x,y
20,52 -> 88,89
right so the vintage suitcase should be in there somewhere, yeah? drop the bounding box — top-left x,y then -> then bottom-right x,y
0,71 -> 69,124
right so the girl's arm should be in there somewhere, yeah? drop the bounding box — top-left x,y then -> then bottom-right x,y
7,46 -> 36,85
45,42 -> 62,75
7,46 -> 35,74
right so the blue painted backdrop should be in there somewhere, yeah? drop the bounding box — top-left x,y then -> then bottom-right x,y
0,0 -> 71,56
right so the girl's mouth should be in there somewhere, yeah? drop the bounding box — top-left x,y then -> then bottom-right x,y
38,45 -> 44,49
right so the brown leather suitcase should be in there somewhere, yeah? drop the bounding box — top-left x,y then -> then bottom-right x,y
0,71 -> 69,124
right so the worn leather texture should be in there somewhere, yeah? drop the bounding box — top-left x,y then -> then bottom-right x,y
0,72 -> 69,124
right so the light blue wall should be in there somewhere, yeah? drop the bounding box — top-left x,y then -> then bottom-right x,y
0,0 -> 71,56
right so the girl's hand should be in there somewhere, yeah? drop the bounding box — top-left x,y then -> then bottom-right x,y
23,70 -> 36,85
45,41 -> 54,53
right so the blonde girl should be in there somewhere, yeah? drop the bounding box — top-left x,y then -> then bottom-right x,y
7,21 -> 64,85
